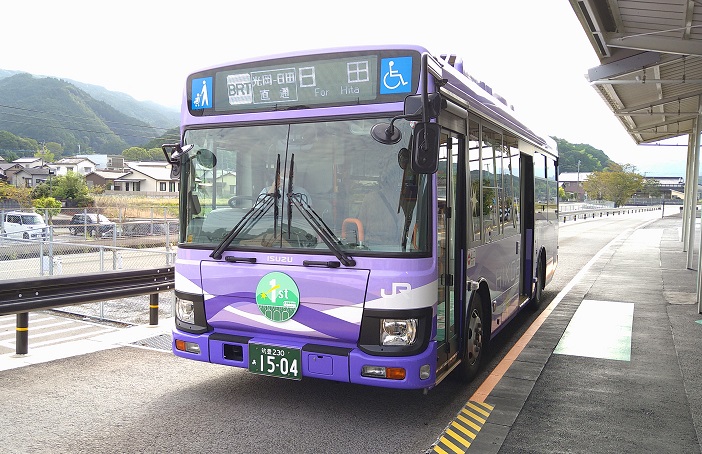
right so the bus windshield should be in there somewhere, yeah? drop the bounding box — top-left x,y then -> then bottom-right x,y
181,118 -> 430,255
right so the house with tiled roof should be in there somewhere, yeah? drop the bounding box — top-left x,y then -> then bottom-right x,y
85,169 -> 132,191
9,166 -> 51,188
109,161 -> 178,195
50,157 -> 97,177
11,157 -> 44,168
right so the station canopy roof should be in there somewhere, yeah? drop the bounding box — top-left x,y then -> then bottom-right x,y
569,0 -> 702,144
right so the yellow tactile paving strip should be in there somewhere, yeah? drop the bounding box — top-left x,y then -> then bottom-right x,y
431,401 -> 494,453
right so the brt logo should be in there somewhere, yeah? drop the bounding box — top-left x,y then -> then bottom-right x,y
255,272 -> 300,322
227,73 -> 253,105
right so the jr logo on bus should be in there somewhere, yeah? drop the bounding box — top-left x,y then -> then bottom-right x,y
380,57 -> 412,94
255,272 -> 300,322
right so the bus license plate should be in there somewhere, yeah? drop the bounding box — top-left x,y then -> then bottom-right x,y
248,343 -> 301,380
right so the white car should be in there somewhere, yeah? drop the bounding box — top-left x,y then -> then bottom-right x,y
1,211 -> 47,240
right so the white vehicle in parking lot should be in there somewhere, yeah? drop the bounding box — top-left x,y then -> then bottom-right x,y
1,211 -> 47,239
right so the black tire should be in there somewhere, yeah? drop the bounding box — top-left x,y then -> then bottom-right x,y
531,257 -> 544,309
23,232 -> 29,240
456,293 -> 487,382
69,227 -> 77,235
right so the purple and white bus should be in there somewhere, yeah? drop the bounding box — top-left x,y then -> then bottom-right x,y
164,45 -> 558,391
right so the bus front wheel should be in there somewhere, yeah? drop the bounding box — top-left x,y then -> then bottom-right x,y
456,293 -> 486,382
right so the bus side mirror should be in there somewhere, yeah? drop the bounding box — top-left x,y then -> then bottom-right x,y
162,143 -> 195,179
404,93 -> 443,119
411,122 -> 440,174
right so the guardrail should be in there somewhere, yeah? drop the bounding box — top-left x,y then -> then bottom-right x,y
0,267 -> 174,355
561,205 -> 662,223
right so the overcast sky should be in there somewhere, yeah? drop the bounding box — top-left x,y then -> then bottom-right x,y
2,0 -> 691,176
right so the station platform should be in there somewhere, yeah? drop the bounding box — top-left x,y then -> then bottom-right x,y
466,213 -> 702,453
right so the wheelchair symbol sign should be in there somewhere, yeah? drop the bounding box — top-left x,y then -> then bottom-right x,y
380,57 -> 412,94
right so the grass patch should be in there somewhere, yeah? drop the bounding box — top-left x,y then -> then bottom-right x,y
93,195 -> 179,220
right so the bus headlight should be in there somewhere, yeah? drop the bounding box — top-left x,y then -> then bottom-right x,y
380,319 -> 417,346
175,296 -> 195,324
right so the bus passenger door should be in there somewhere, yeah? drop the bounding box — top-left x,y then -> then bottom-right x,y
436,129 -> 462,370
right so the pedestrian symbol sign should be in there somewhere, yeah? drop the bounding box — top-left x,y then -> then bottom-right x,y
192,77 -> 212,110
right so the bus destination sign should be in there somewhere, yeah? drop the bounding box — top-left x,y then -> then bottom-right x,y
212,55 -> 380,112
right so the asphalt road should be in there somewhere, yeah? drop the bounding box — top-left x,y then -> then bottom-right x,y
0,209 -> 669,454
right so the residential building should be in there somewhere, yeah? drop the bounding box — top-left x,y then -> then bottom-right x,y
124,162 -> 172,193
76,154 -> 109,169
11,157 -> 44,168
50,157 -> 97,177
559,171 -> 591,201
10,167 -> 50,188
107,155 -> 127,171
0,163 -> 23,182
85,169 -> 132,191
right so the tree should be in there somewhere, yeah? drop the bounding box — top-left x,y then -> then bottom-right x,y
34,147 -> 55,165
583,163 -> 644,207
44,142 -> 64,155
553,137 -> 613,172
147,147 -> 165,160
0,181 -> 32,208
641,178 -> 662,198
0,130 -> 39,153
122,147 -> 163,161
33,197 -> 62,223
51,171 -> 94,207
122,147 -> 151,161
3,151 -> 19,162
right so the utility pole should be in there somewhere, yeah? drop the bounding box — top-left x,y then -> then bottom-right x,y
577,160 -> 581,202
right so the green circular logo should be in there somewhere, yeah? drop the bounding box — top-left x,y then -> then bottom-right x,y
255,272 -> 300,322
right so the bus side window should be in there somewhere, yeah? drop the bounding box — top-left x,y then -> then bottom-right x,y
468,125 -> 481,244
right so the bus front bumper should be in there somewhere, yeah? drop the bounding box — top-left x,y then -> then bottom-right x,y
172,329 -> 438,390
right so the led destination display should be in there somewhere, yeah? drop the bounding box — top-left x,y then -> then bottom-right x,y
214,55 -> 379,111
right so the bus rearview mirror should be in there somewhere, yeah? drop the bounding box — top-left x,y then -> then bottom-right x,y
411,123 -> 440,174
404,93 -> 443,119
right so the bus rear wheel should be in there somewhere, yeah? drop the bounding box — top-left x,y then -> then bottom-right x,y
456,293 -> 486,382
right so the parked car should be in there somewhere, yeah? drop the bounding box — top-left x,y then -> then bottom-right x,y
1,211 -> 47,240
68,213 -> 115,238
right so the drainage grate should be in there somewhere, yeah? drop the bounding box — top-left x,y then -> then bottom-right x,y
130,333 -> 172,351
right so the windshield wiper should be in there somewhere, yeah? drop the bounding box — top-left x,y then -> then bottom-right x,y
210,158 -> 281,260
287,154 -> 356,267
273,155 -> 281,238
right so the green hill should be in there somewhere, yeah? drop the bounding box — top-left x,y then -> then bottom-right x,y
553,136 -> 613,173
0,73 -> 174,154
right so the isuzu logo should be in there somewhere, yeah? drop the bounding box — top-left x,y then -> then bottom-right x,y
267,255 -> 293,263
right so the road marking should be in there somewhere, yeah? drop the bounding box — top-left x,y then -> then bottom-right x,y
470,224 -> 639,402
554,300 -> 633,361
0,313 -> 117,352
430,401 -> 494,453
0,316 -> 56,329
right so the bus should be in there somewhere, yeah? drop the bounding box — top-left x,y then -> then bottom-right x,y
163,45 -> 558,391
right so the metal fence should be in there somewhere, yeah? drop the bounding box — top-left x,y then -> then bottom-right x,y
0,234 -> 176,281
0,207 -> 179,327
